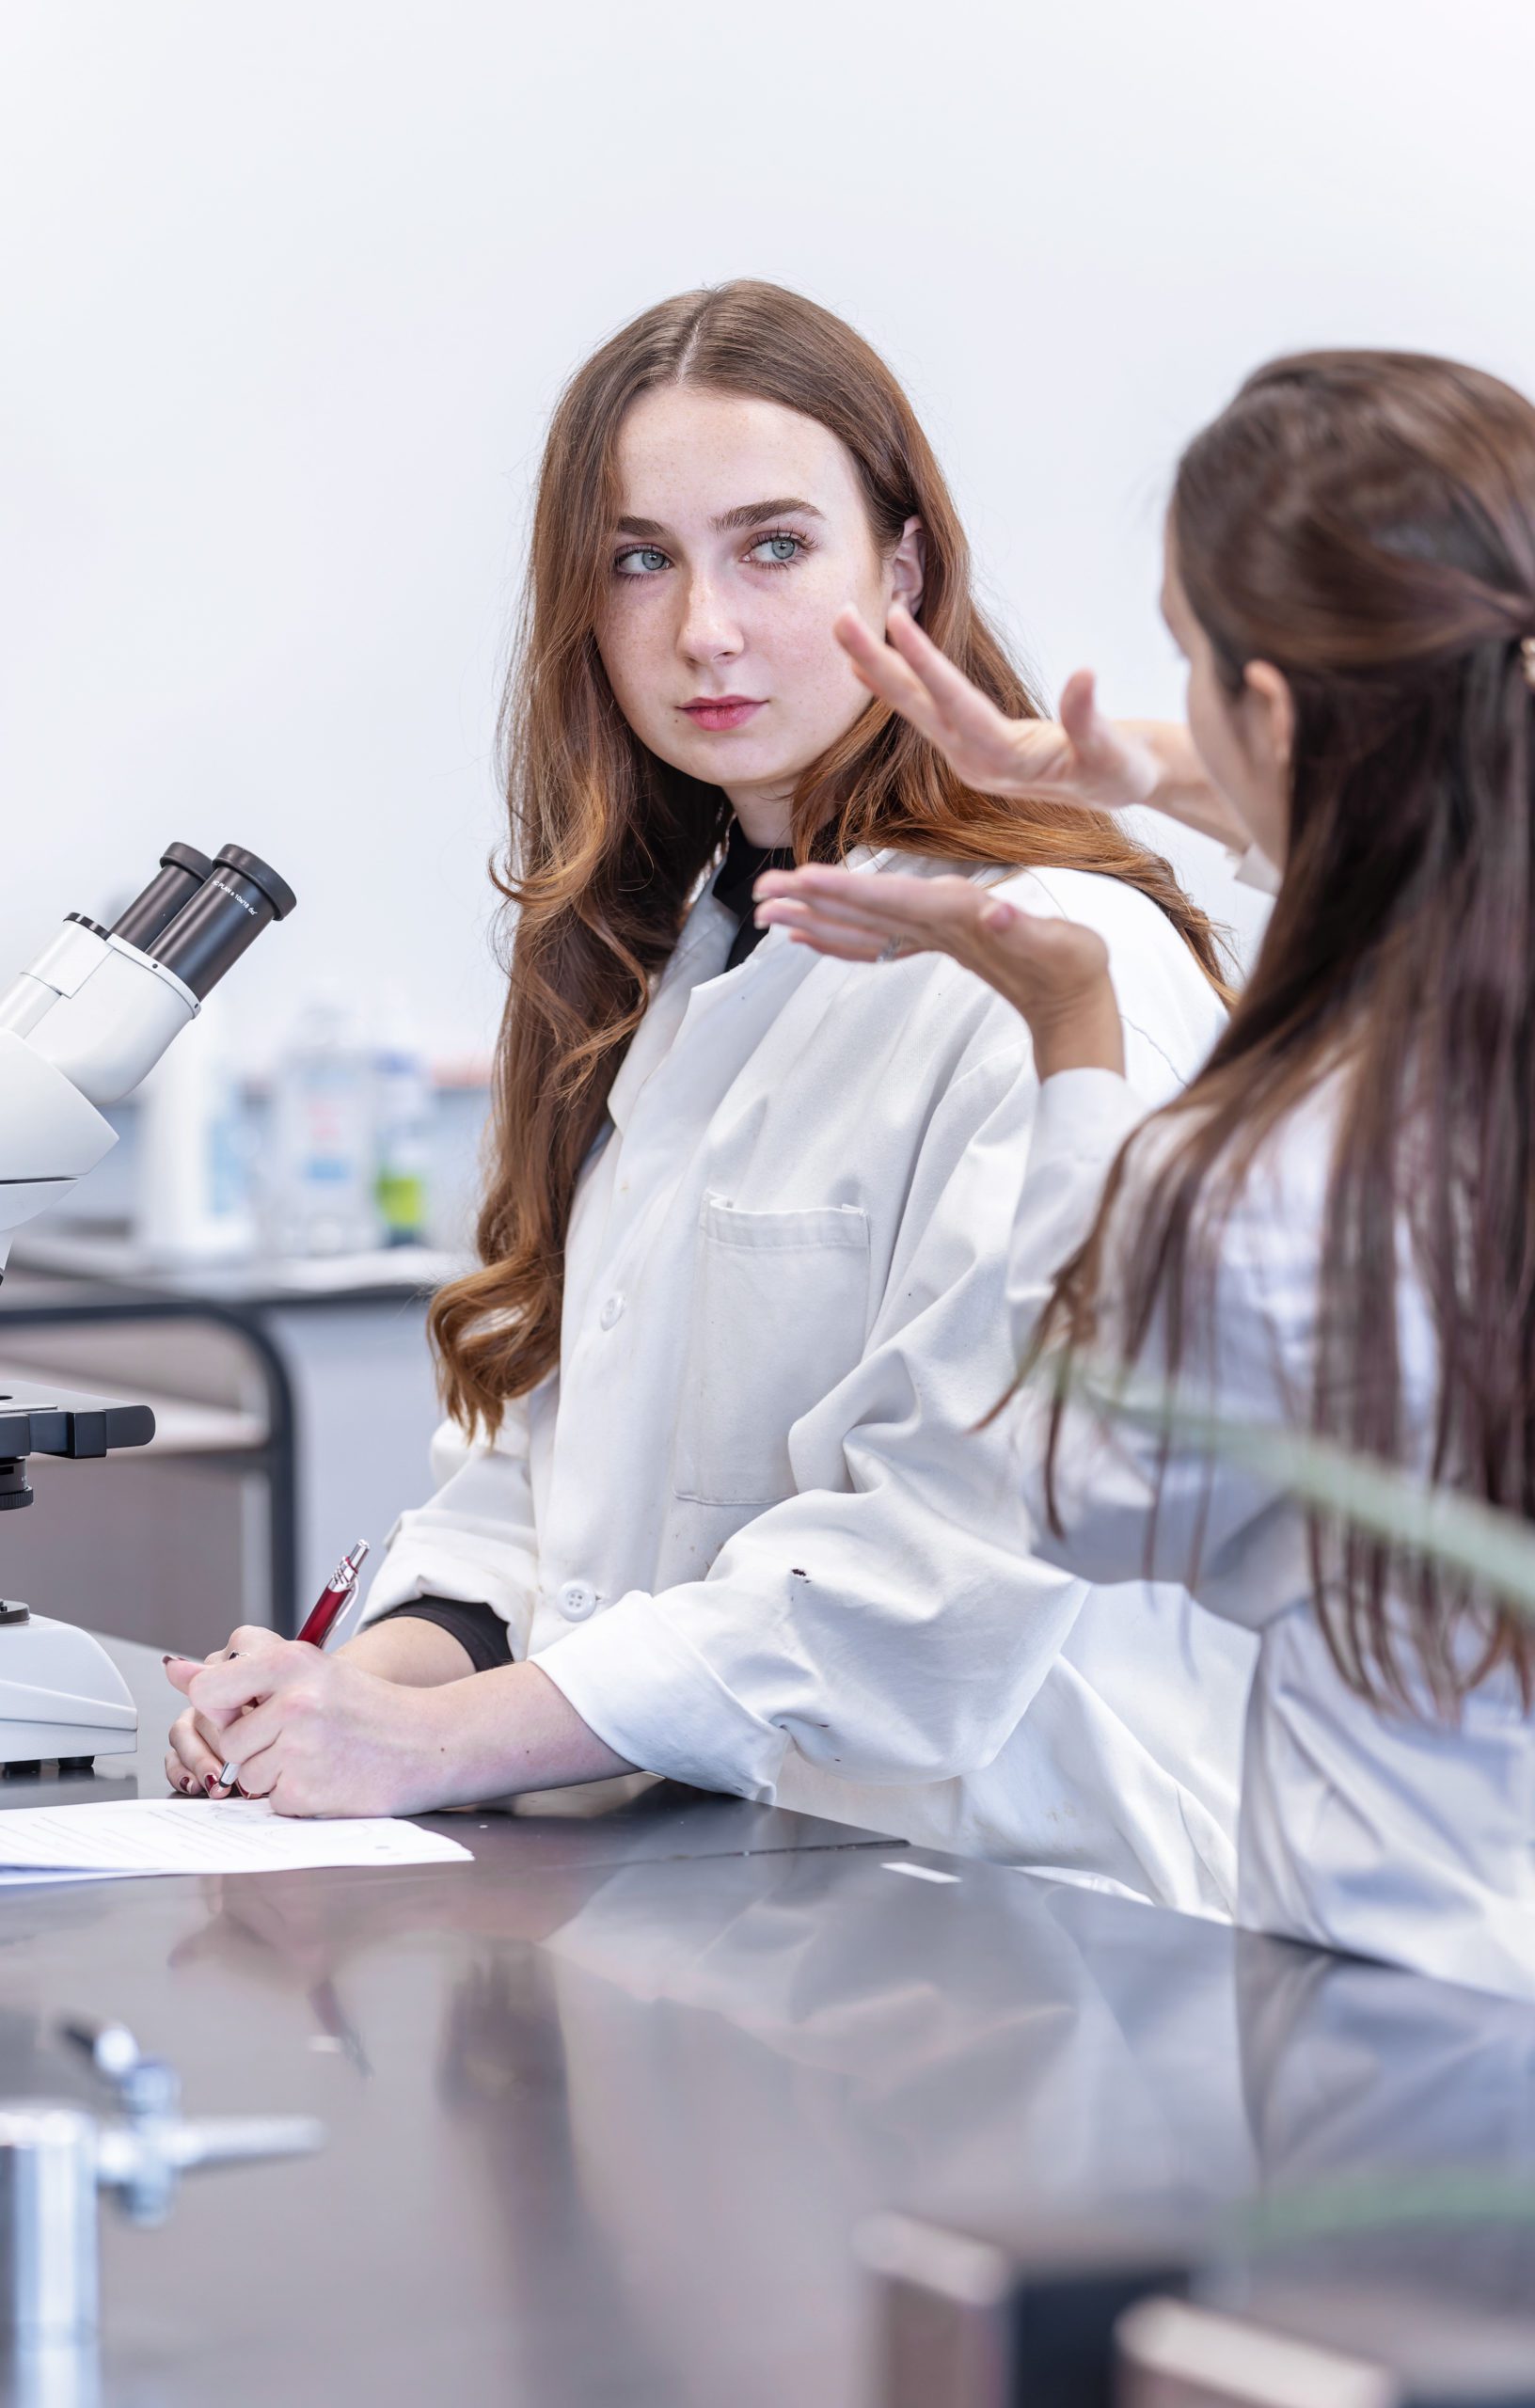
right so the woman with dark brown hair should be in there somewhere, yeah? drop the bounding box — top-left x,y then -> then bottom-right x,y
165,281 -> 1254,1909
759,348 -> 1535,1994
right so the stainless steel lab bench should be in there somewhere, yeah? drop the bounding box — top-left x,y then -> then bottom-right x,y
0,1640 -> 1528,2405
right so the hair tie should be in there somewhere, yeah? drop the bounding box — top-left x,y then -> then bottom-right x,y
1523,635 -> 1535,689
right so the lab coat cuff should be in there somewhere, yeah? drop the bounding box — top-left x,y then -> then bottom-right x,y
356,1533 -> 530,1653
1027,1068 -> 1144,1176
536,1593 -> 785,1804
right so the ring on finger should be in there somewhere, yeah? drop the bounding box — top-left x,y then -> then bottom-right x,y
877,937 -> 910,965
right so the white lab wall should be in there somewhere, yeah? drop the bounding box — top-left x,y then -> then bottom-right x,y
3,0 -> 1530,1066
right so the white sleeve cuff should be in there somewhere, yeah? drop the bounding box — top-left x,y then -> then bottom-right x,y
1027,1067 -> 1145,1177
535,1591 -> 787,1802
356,1521 -> 535,1656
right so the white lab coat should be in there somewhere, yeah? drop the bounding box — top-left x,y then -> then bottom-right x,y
361,851 -> 1253,1911
1009,1064 -> 1535,1998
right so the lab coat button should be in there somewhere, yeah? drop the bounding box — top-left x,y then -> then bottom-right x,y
599,1293 -> 625,1330
557,1580 -> 599,1623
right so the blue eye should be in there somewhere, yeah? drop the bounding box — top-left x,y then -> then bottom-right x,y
750,533 -> 803,567
615,547 -> 670,577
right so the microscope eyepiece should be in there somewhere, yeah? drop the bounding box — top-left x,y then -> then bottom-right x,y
144,844 -> 296,1000
109,843 -> 215,952
209,845 -> 297,922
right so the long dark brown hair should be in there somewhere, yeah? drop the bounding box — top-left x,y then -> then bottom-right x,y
1036,349 -> 1535,1716
432,279 -> 1228,1436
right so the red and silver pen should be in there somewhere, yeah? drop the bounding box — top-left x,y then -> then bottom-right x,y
293,1538 -> 372,1650
216,1540 -> 370,1787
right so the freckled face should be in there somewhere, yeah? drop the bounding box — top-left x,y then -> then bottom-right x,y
594,388 -> 910,833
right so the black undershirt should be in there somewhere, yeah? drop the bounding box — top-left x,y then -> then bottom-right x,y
712,818 -> 797,971
375,824 -> 788,1673
373,1595 -> 513,1671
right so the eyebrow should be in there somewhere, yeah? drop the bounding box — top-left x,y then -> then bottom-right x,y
614,497 -> 826,540
713,496 -> 824,533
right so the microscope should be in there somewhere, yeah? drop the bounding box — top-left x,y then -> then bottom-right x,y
0,842 -> 295,1770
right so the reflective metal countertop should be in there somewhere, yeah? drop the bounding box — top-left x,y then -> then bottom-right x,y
0,1641 -> 1527,2405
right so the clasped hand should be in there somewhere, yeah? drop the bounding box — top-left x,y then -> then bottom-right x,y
164,1630 -> 451,1819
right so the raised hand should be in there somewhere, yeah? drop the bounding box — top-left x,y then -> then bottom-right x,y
836,604 -> 1246,848
836,603 -> 1163,815
753,866 -> 1125,1080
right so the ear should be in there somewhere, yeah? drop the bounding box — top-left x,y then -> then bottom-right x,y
889,516 -> 926,619
1242,659 -> 1295,771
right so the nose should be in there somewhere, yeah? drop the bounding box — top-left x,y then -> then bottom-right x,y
677,569 -> 745,668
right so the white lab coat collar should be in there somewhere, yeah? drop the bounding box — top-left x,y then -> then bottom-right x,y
606,845 -> 892,1138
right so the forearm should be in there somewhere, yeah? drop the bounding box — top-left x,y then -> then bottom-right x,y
421,1659 -> 635,1803
338,1616 -> 478,1687
1118,721 -> 1248,850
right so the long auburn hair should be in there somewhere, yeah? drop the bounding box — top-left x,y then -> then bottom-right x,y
432,279 -> 1228,1436
1035,349 -> 1535,1716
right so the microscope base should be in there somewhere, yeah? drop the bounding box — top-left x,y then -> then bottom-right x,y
0,1617 -> 137,1770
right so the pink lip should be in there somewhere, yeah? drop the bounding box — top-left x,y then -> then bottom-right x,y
679,696 -> 766,732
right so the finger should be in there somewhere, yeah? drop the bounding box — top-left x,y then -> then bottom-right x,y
166,1625 -> 279,1691
164,1749 -> 198,1796
769,911 -> 891,963
1057,668 -> 1120,768
831,607 -> 951,742
225,1625 -> 286,1658
973,897 -> 1115,988
226,1728 -> 281,1800
166,1710 -> 228,1796
787,930 -> 888,963
186,1646 -> 297,1722
764,902 -> 969,975
764,902 -> 940,964
884,608 -> 1020,745
755,890 -> 918,943
756,898 -> 926,960
760,868 -> 990,944
972,896 -> 1068,966
756,865 -> 946,913
194,1705 -> 237,1756
211,1696 -> 286,1782
198,1697 -> 254,1796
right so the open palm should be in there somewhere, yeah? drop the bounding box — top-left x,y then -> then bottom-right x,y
752,865 -> 1122,1077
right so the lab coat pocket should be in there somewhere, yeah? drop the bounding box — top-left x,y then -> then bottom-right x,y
673,1196 -> 872,1507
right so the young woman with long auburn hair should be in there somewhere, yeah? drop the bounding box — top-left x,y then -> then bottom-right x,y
759,348 -> 1535,1995
165,281 -> 1254,1909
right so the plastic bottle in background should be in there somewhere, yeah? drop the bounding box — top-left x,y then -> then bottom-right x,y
268,991 -> 380,1257
372,992 -> 434,1247
135,998 -> 256,1262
